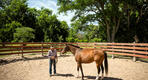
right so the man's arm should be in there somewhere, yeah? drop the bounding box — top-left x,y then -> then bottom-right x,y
47,50 -> 51,57
54,49 -> 57,58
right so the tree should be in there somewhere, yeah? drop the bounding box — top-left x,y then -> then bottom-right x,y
0,0 -> 70,42
0,0 -> 12,8
13,27 -> 35,42
57,0 -> 123,42
66,20 -> 81,42
36,8 -> 69,42
0,0 -> 29,42
59,21 -> 69,42
67,20 -> 106,42
57,0 -> 148,42
0,21 -> 23,42
4,0 -> 28,24
83,24 -> 105,42
116,0 -> 148,42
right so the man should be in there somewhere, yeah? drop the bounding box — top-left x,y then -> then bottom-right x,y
47,46 -> 57,76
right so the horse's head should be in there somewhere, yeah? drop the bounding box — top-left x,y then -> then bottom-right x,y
61,44 -> 70,54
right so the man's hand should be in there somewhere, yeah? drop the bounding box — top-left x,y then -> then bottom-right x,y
55,58 -> 58,63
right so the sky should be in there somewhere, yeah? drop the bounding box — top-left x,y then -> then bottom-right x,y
27,0 -> 74,26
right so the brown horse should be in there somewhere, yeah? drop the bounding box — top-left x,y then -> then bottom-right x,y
61,44 -> 108,80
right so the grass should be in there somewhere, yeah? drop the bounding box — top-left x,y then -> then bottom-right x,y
137,58 -> 148,62
0,55 -> 11,58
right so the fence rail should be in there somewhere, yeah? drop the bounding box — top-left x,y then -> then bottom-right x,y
0,42 -> 148,60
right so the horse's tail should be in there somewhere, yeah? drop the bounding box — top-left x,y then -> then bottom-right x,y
104,51 -> 108,75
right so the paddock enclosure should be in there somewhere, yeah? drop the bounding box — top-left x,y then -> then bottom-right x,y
0,54 -> 148,80
0,42 -> 148,59
0,42 -> 148,80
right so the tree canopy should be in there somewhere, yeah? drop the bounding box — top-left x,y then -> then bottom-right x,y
13,27 -> 35,42
0,0 -> 69,42
58,0 -> 148,42
0,0 -> 148,43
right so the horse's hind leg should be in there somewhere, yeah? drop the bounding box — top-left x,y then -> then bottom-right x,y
95,57 -> 104,80
100,64 -> 104,80
96,63 -> 104,80
95,62 -> 101,80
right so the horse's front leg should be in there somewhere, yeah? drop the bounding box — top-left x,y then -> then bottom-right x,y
79,63 -> 84,80
76,63 -> 80,78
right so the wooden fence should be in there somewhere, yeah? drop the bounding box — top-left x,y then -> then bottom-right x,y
0,42 -> 148,60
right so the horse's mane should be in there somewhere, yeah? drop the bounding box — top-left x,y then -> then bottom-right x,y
67,44 -> 82,49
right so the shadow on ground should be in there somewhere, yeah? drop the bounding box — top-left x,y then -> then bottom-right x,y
51,74 -> 122,80
85,76 -> 123,80
0,54 -> 147,66
52,73 -> 74,77
0,54 -> 71,65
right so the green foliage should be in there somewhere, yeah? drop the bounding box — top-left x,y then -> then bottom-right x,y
115,0 -> 148,42
4,0 -> 28,23
13,27 -> 35,42
36,8 -> 69,42
0,21 -> 22,42
90,38 -> 102,42
58,0 -> 148,42
0,0 -> 69,42
0,0 -> 29,42
66,20 -> 105,42
1,0 -> 147,43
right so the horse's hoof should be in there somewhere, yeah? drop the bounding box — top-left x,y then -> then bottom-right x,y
95,77 -> 100,80
100,76 -> 104,80
75,75 -> 80,78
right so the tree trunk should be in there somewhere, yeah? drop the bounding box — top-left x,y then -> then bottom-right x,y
127,5 -> 130,30
106,21 -> 111,42
111,27 -> 116,42
112,17 -> 121,42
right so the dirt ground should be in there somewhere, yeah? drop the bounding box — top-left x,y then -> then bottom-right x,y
0,54 -> 148,80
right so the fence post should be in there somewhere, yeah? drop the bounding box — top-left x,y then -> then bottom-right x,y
112,42 -> 115,59
41,42 -> 44,56
94,43 -> 96,48
59,43 -> 61,56
21,43 -> 24,58
133,42 -> 137,62
2,43 -> 5,47
18,46 -> 20,56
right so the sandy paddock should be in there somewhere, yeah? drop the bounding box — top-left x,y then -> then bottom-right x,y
0,54 -> 148,80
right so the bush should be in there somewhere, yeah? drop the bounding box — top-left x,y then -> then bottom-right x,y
13,27 -> 35,42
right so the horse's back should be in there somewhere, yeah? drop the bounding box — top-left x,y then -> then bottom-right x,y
81,48 -> 104,55
75,48 -> 104,63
